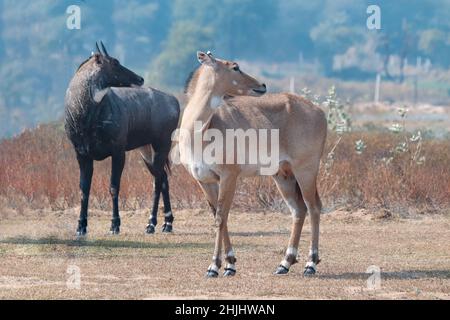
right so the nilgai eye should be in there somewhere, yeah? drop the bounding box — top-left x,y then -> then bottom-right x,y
233,65 -> 240,72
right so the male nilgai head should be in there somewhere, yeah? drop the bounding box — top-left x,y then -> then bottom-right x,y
76,41 -> 144,88
196,51 -> 267,97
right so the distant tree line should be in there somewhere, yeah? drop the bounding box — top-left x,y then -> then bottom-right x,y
0,0 -> 449,137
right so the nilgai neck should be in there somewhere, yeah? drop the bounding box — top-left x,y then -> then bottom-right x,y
181,66 -> 216,131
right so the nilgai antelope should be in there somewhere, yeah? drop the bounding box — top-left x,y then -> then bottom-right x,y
65,42 -> 180,236
179,52 -> 327,277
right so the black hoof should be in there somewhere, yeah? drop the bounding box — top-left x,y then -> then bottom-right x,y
223,268 -> 236,277
162,223 -> 173,233
146,224 -> 155,234
274,265 -> 290,275
76,229 -> 87,237
76,226 -> 87,237
110,226 -> 120,235
76,220 -> 87,236
303,266 -> 316,277
206,270 -> 219,278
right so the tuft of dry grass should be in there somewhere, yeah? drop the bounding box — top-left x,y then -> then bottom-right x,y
0,123 -> 449,215
318,132 -> 450,213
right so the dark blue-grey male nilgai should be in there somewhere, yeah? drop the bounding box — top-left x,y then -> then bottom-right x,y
65,42 -> 180,236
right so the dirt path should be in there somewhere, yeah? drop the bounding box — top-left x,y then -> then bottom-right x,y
0,208 -> 449,300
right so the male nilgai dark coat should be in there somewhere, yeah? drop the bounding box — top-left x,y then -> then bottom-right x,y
65,43 -> 180,235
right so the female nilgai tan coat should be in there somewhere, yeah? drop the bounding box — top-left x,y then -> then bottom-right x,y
179,52 -> 327,277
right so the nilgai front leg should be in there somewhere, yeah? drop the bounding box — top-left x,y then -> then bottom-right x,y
76,154 -> 94,236
206,173 -> 238,278
199,182 -> 236,276
110,151 -> 126,235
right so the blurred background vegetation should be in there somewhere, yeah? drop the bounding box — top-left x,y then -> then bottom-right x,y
0,0 -> 450,137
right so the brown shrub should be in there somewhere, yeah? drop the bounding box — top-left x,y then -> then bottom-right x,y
0,123 -> 449,214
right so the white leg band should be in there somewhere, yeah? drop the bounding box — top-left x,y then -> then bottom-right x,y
208,264 -> 219,273
281,259 -> 291,269
305,261 -> 317,272
225,263 -> 236,271
286,247 -> 298,257
165,211 -> 173,218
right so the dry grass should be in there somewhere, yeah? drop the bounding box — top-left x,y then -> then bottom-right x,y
0,124 -> 449,299
0,208 -> 449,300
0,123 -> 449,215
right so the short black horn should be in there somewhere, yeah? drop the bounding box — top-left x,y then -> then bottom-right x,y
100,41 -> 109,57
96,42 -> 101,54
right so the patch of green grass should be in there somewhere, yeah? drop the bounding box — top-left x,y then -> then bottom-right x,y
0,236 -> 213,258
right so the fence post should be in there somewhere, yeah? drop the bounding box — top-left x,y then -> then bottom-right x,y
290,77 -> 295,94
374,73 -> 381,105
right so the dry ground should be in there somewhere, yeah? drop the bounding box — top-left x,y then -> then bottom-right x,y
0,208 -> 449,300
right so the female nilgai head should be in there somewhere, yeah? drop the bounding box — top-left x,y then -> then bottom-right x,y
188,51 -> 267,98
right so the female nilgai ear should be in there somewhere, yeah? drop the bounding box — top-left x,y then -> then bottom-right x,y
197,51 -> 216,66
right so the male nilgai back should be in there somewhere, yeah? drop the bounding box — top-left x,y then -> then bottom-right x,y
65,42 -> 180,235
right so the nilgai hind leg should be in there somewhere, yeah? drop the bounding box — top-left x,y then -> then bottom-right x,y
76,154 -> 94,236
140,146 -> 174,234
273,174 -> 308,275
293,164 -> 322,276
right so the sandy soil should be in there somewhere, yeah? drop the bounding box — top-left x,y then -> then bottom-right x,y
0,207 -> 449,300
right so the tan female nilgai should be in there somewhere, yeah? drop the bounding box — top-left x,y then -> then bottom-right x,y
179,51 -> 327,277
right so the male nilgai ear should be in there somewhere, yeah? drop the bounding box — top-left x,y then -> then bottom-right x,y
197,51 -> 216,66
94,53 -> 102,64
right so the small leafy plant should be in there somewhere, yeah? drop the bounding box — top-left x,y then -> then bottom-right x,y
384,107 -> 426,165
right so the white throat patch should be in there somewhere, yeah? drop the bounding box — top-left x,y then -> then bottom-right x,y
93,88 -> 109,103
